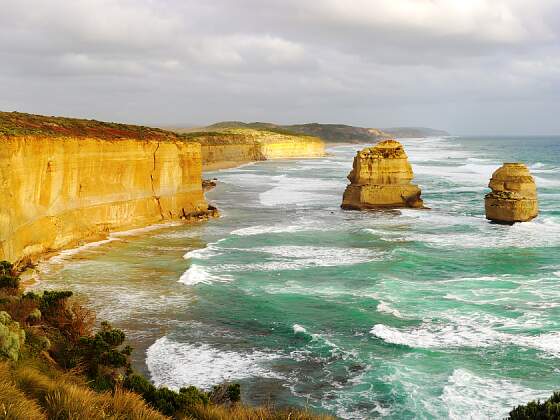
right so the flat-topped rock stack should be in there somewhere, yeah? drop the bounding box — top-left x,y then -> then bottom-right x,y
485,162 -> 538,224
341,140 -> 424,210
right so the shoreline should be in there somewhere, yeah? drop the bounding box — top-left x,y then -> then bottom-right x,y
24,152 -> 330,287
23,218 -> 208,291
202,153 -> 329,173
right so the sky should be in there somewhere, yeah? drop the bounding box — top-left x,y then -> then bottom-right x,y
1,0 -> 559,135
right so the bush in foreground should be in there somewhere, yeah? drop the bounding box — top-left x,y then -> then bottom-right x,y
508,392 -> 560,419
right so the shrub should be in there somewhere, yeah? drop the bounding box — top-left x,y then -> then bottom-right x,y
0,295 -> 39,324
39,291 -> 73,315
24,327 -> 51,353
508,391 -> 560,419
0,275 -> 19,290
38,291 -> 94,343
124,373 -> 209,416
0,311 -> 26,361
78,321 -> 132,389
208,382 -> 241,405
0,261 -> 14,277
0,261 -> 19,291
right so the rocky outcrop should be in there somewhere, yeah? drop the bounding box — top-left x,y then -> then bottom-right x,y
484,163 -> 538,223
0,135 -> 210,263
341,140 -> 424,210
188,128 -> 326,171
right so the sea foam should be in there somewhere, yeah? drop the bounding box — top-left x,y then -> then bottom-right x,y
371,320 -> 560,357
146,336 -> 282,390
178,264 -> 232,286
441,369 -> 550,420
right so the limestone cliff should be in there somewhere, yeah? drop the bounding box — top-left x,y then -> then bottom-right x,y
0,112 -> 211,263
484,163 -> 538,224
341,140 -> 424,210
184,128 -> 326,171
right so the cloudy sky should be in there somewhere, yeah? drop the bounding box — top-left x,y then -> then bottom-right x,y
1,0 -> 559,134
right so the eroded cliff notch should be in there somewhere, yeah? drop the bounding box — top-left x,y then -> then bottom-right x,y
341,140 -> 424,210
484,162 -> 538,224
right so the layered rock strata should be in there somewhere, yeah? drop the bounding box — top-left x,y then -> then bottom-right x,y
341,140 -> 424,210
190,129 -> 326,171
0,135 -> 211,263
484,163 -> 538,223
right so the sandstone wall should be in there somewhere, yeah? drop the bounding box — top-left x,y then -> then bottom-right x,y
200,143 -> 263,171
194,130 -> 326,171
0,136 -> 208,262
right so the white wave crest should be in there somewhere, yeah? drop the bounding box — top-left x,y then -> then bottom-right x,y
178,264 -> 232,286
376,301 -> 403,318
231,224 -> 310,236
215,246 -> 381,272
370,321 -> 560,357
293,324 -> 307,334
441,369 -> 551,420
146,337 -> 282,390
368,212 -> 560,249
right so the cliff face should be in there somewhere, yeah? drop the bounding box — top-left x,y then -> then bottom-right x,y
485,163 -> 538,223
188,128 -> 326,171
0,135 -> 209,263
341,140 -> 424,210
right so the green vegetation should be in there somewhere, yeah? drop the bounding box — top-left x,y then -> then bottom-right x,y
204,121 -> 391,143
0,260 -> 333,420
0,111 -> 179,140
0,311 -> 26,361
508,392 -> 560,419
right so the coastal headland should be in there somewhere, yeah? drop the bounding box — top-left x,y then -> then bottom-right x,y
0,112 -> 326,264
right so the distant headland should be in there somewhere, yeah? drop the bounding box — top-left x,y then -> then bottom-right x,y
174,121 -> 450,143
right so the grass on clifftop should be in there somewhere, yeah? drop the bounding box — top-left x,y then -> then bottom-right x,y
0,111 -> 179,140
0,260 -> 334,420
0,111 -> 322,146
204,121 -> 392,143
179,127 -> 320,145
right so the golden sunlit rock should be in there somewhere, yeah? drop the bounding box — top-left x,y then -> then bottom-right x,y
341,140 -> 424,210
484,162 -> 538,224
0,136 -> 210,263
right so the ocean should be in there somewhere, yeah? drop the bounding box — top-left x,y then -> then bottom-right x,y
35,135 -> 560,419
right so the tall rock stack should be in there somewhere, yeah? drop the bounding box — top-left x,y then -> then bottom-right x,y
341,140 -> 424,210
485,163 -> 538,223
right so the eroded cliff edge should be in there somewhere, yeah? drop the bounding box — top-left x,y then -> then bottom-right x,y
0,112 -> 211,263
0,112 -> 328,263
182,128 -> 326,171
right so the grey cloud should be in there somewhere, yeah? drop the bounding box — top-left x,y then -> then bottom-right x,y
1,0 -> 559,134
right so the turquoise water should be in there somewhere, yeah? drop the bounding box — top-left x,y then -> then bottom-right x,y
36,136 -> 560,419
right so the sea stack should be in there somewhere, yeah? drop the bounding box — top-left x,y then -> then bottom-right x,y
484,163 -> 538,224
341,140 -> 424,210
